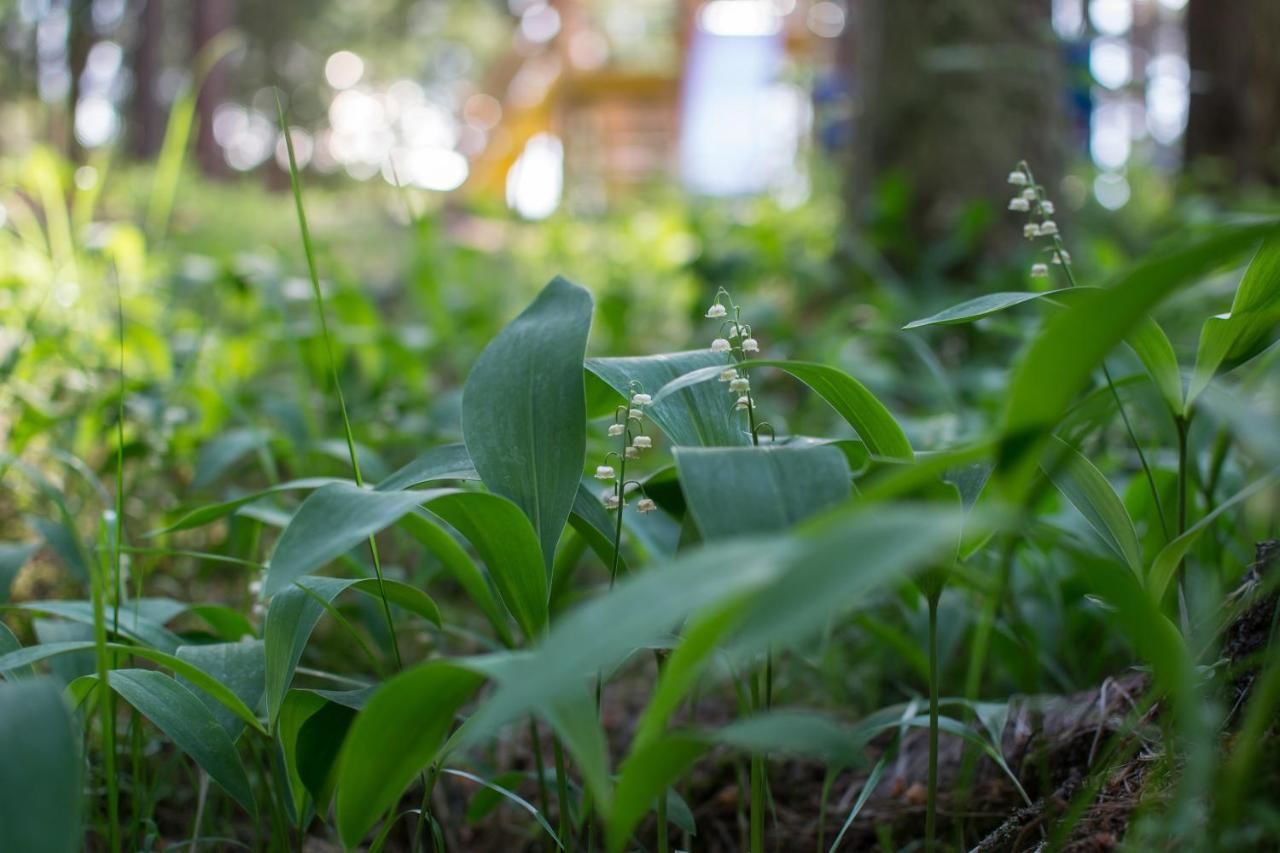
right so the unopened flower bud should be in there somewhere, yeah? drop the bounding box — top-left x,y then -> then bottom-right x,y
711,338 -> 731,353
1039,200 -> 1055,215
1052,250 -> 1071,265
603,493 -> 620,509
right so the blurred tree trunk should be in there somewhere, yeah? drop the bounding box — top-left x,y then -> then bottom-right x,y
844,0 -> 1062,270
66,0 -> 93,159
1185,0 -> 1280,188
128,0 -> 165,159
192,0 -> 236,178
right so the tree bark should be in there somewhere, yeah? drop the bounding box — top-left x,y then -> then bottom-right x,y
1185,0 -> 1280,189
191,0 -> 236,178
128,0 -> 166,160
845,0 -> 1062,269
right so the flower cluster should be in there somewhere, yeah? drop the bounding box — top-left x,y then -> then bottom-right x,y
705,289 -> 761,415
1007,163 -> 1070,276
595,386 -> 658,513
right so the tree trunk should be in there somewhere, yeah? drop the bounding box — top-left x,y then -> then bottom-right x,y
128,0 -> 166,160
191,0 -> 236,178
1185,0 -> 1280,189
845,0 -> 1062,271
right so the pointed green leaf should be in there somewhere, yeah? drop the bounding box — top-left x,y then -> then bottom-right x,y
674,445 -> 852,540
1041,436 -> 1143,573
903,289 -> 1073,329
151,477 -> 347,535
462,277 -> 593,568
177,641 -> 266,740
587,350 -> 746,447
335,661 -> 486,847
1189,236 -> 1280,406
375,443 -> 479,491
108,668 -> 256,814
0,678 -> 81,853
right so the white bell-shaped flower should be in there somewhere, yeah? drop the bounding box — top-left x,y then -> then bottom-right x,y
636,498 -> 657,514
711,338 -> 731,353
1030,263 -> 1049,278
729,377 -> 750,393
632,435 -> 652,449
719,368 -> 739,383
734,395 -> 751,411
1008,197 -> 1030,212
705,303 -> 727,319
608,423 -> 625,437
1023,223 -> 1041,239
741,337 -> 759,353
625,446 -> 639,459
631,393 -> 652,406
595,464 -> 616,480
1040,200 -> 1055,215
1007,170 -> 1028,186
1038,220 -> 1058,236
603,493 -> 621,509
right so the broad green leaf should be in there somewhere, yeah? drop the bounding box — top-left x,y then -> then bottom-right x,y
1041,436 -> 1144,574
999,221 -> 1278,498
374,443 -> 478,491
1126,317 -> 1184,413
674,445 -> 852,540
715,709 -> 865,765
335,661 -> 486,847
427,491 -> 548,640
177,641 -> 266,740
1189,236 -> 1280,406
107,668 -> 256,813
587,350 -> 746,447
462,276 -> 593,568
0,542 -> 38,603
400,511 -> 514,647
151,477 -> 347,535
459,504 -> 972,775
902,289 -> 1072,329
277,689 -> 328,820
263,482 -> 451,596
14,600 -> 183,652
1146,471 -> 1278,603
264,576 -> 441,726
0,678 -> 81,852
656,359 -> 913,459
0,641 -> 265,735
296,699 -> 356,811
608,733 -> 706,853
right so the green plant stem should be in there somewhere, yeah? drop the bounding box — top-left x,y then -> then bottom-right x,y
926,592 -> 941,853
529,716 -> 554,848
277,95 -> 402,673
656,791 -> 670,853
90,559 -> 120,853
552,736 -> 573,851
750,673 -> 766,853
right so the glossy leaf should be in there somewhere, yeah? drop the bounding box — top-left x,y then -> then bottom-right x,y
108,668 -> 256,813
152,477 -> 346,535
1126,317 -> 1184,413
374,443 -> 478,491
1189,236 -> 1280,407
902,289 -> 1072,329
1041,436 -> 1143,573
0,678 -> 81,853
656,359 -> 913,459
264,576 -> 440,726
462,276 -> 593,568
587,350 -> 745,447
177,641 -> 266,740
263,482 -> 451,596
335,661 -> 486,847
674,445 -> 852,540
427,491 -> 549,639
